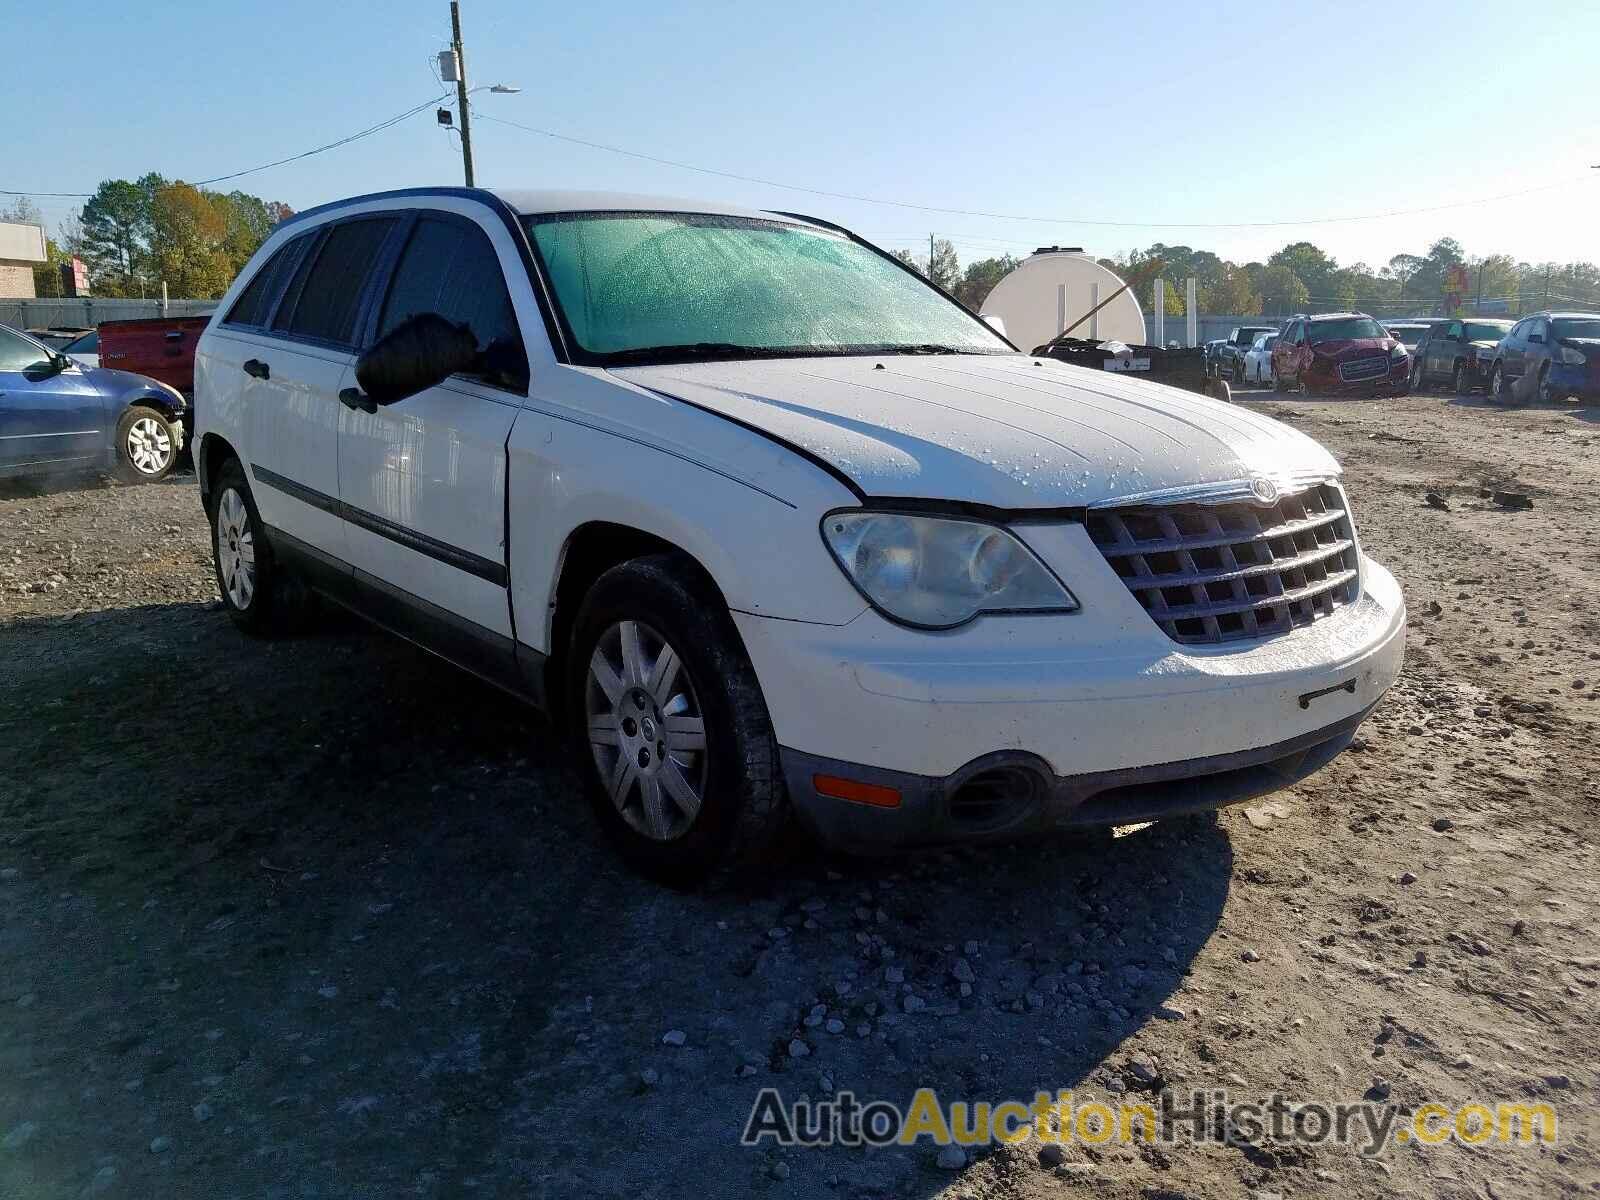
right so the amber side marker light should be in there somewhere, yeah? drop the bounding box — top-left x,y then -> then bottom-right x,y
813,774 -> 902,809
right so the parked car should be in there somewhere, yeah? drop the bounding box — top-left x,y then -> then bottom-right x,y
1217,324 -> 1277,381
1202,337 -> 1227,377
1271,312 -> 1410,396
193,188 -> 1404,883
1486,311 -> 1600,405
1411,318 -> 1512,393
20,326 -> 92,351
59,327 -> 100,369
1241,332 -> 1278,385
1383,321 -> 1431,358
0,324 -> 188,482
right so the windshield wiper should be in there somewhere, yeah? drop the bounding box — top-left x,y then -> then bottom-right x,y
600,342 -> 842,366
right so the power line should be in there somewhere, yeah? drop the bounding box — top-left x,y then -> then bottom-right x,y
474,113 -> 1599,231
0,93 -> 449,202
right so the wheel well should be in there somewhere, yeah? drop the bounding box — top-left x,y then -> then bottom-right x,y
198,433 -> 238,511
544,522 -> 725,705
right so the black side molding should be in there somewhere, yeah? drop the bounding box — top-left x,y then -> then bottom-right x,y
251,464 -> 508,586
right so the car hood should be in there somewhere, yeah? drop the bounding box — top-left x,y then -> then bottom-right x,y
1467,339 -> 1501,353
84,365 -> 180,399
1559,336 -> 1600,351
612,355 -> 1340,509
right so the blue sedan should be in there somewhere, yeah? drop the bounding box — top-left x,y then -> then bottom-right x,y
0,324 -> 189,482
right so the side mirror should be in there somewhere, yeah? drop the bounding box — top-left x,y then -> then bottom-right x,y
981,313 -> 1007,338
354,312 -> 479,406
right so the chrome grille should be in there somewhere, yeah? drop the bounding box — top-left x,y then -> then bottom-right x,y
1338,356 -> 1388,382
1086,483 -> 1360,645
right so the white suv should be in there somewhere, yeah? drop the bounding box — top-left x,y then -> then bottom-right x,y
194,188 -> 1405,882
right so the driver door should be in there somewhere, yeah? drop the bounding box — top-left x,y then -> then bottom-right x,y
0,327 -> 110,471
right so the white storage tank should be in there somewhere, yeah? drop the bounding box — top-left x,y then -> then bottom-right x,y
980,247 -> 1145,353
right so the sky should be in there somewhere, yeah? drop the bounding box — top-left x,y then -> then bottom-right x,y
8,0 -> 1600,276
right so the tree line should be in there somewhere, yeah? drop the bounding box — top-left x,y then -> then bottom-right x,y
895,237 -> 1600,320
5,178 -> 294,300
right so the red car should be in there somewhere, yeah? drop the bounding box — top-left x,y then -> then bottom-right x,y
1271,312 -> 1410,397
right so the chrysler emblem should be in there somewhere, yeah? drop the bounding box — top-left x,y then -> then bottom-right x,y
1248,476 -> 1279,505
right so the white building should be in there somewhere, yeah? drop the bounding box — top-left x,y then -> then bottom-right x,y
0,221 -> 48,298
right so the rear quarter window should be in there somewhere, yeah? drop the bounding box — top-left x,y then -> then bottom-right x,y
224,234 -> 310,329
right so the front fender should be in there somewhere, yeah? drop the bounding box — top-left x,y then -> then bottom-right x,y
507,371 -> 870,656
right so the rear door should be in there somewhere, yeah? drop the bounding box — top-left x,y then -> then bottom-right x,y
0,327 -> 110,470
235,216 -> 400,560
337,209 -> 530,644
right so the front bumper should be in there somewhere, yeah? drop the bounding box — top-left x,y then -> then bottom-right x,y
1308,359 -> 1410,396
735,531 -> 1405,849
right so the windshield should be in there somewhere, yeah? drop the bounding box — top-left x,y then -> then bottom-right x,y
526,212 -> 1012,363
1388,325 -> 1426,347
1553,318 -> 1600,340
1464,321 -> 1511,341
62,330 -> 98,354
1307,317 -> 1385,342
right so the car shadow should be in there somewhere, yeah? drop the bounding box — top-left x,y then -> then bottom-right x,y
0,597 -> 1235,1198
0,465 -> 195,500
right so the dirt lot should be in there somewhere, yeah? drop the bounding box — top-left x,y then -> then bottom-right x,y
1,391 -> 1596,1200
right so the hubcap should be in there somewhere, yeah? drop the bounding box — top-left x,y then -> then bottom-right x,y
585,620 -> 707,841
215,488 -> 256,610
126,416 -> 172,475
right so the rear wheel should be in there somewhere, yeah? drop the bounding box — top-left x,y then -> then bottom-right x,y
1451,362 -> 1468,395
115,406 -> 177,482
568,553 -> 789,885
209,457 -> 311,635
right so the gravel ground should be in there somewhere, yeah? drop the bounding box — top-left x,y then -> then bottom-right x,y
1,392 -> 1597,1200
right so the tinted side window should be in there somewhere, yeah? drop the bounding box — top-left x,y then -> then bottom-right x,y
274,218 -> 397,347
378,216 -> 527,391
225,236 -> 302,328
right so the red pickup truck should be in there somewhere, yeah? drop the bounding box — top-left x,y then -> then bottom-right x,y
97,315 -> 210,397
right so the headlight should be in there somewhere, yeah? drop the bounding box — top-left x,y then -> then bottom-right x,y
1559,346 -> 1588,366
821,511 -> 1078,629
1389,343 -> 1408,360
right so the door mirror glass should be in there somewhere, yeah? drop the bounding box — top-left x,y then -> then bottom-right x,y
355,312 -> 480,406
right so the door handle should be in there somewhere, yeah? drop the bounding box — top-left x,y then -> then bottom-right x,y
243,359 -> 270,380
339,387 -> 377,414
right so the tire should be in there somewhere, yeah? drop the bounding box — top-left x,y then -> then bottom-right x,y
1537,365 -> 1560,405
1490,363 -> 1513,406
1410,360 -> 1425,394
208,457 -> 309,636
567,553 -> 788,886
115,405 -> 178,482
1451,362 -> 1467,395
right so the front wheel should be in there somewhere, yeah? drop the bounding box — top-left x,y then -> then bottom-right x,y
568,554 -> 789,885
1410,360 -> 1425,393
1537,366 -> 1561,405
115,406 -> 177,482
1451,362 -> 1468,395
1490,364 -> 1513,405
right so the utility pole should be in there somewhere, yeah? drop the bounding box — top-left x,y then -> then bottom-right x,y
451,1 -> 475,187
1475,261 -> 1483,315
929,233 -> 935,283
